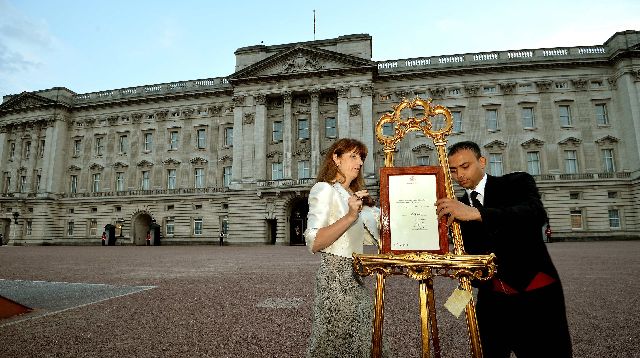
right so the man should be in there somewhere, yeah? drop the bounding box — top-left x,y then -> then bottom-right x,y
435,141 -> 572,357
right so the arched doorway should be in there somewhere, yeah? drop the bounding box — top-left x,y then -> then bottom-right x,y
289,199 -> 309,246
132,212 -> 154,246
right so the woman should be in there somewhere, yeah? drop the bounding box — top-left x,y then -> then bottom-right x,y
305,138 -> 385,357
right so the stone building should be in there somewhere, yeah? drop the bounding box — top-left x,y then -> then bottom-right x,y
1,30 -> 639,245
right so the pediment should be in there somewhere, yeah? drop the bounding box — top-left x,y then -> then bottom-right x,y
558,136 -> 582,145
483,140 -> 507,150
190,157 -> 208,165
595,135 -> 619,144
0,92 -> 59,113
521,138 -> 545,147
229,46 -> 375,81
412,143 -> 434,152
162,158 -> 182,165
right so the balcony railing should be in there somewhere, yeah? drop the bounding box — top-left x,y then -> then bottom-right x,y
533,172 -> 631,181
60,186 -> 228,198
377,45 -> 607,73
256,178 -> 315,188
73,77 -> 231,105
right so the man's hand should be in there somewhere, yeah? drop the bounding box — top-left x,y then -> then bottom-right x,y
435,198 -> 482,225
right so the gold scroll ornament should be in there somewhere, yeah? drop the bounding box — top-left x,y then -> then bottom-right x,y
353,96 -> 496,358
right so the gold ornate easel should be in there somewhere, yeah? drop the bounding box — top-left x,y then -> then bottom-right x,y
353,97 -> 496,358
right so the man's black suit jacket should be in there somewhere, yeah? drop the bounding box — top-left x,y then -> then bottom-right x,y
459,172 -> 559,292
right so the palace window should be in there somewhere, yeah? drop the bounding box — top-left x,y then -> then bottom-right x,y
486,109 -> 499,131
564,150 -> 578,174
35,174 -> 41,192
26,220 -> 32,235
116,173 -> 125,191
39,139 -> 46,158
272,162 -> 284,180
224,127 -> 233,147
298,160 -> 310,179
223,166 -> 232,187
608,209 -> 621,228
602,149 -> 615,173
193,218 -> 203,235
272,121 -> 283,142
73,139 -> 81,157
9,142 -> 15,160
166,218 -> 175,236
522,107 -> 535,129
119,135 -> 128,154
194,168 -> 204,188
559,105 -> 572,126
298,118 -> 309,140
95,137 -> 104,156
141,171 -> 150,190
570,209 -> 583,229
417,155 -> 430,166
488,153 -> 503,176
197,128 -> 206,149
89,219 -> 97,236
452,111 -> 463,133
527,151 -> 541,175
382,123 -> 394,136
3,173 -> 10,193
70,175 -> 78,194
167,169 -> 177,189
483,86 -> 497,94
20,176 -> 27,193
325,117 -> 337,138
24,141 -> 31,158
595,103 -> 609,125
67,221 -> 74,236
169,131 -> 179,150
92,173 -> 101,192
143,132 -> 153,152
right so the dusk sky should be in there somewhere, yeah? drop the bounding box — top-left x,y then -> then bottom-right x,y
0,0 -> 637,98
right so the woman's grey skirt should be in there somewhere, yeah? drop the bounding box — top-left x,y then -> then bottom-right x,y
307,252 -> 376,358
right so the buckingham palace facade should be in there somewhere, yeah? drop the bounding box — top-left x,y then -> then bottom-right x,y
1,30 -> 639,245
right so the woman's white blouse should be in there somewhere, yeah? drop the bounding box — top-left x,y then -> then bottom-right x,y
304,182 -> 381,258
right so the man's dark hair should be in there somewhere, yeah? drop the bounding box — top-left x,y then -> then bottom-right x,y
448,141 -> 482,158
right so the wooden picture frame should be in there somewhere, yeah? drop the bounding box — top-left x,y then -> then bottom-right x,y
379,166 -> 449,255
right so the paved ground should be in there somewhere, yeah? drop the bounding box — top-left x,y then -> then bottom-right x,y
0,241 -> 638,358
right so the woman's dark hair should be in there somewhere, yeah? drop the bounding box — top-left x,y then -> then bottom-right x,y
316,138 -> 374,206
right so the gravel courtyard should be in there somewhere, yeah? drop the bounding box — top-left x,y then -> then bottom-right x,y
1,241 -> 638,357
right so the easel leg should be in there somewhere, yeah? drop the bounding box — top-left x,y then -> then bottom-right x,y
426,278 -> 441,357
371,273 -> 385,358
460,277 -> 483,358
419,280 -> 431,358
420,278 -> 441,358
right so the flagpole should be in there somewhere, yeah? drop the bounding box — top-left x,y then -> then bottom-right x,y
313,10 -> 316,41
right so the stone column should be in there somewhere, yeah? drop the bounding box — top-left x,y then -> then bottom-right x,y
310,89 -> 321,176
283,91 -> 293,179
254,94 -> 267,181
231,95 -> 245,184
42,116 -> 68,194
0,127 -> 6,174
360,84 -> 375,177
337,86 -> 350,138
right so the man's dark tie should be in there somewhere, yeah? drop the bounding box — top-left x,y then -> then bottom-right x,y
470,191 -> 483,208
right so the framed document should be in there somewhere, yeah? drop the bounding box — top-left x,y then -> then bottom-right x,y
379,166 -> 449,255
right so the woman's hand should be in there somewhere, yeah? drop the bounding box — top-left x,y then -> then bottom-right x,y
347,190 -> 369,217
